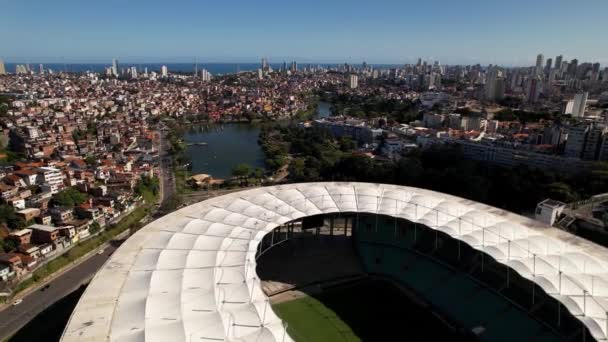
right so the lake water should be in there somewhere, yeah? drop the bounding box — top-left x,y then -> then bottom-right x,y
184,101 -> 331,179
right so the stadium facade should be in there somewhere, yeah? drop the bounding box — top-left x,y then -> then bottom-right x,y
62,182 -> 608,341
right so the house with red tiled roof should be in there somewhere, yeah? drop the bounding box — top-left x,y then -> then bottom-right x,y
15,168 -> 38,185
3,174 -> 26,188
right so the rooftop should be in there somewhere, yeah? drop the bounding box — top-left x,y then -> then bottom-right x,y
62,182 -> 608,342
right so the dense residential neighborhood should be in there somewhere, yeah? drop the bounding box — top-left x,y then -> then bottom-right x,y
1,54 -> 608,292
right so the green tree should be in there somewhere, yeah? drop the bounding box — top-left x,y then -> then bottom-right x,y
52,188 -> 87,208
85,155 -> 97,166
0,205 -> 25,230
135,176 -> 160,196
232,163 -> 252,178
89,221 -> 101,234
1,238 -> 18,252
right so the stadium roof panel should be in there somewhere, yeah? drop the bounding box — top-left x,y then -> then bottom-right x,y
62,182 -> 608,342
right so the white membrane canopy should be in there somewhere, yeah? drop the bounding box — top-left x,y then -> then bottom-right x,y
62,183 -> 608,342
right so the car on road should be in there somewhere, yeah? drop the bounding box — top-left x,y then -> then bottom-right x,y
12,299 -> 22,306
97,249 -> 105,255
40,284 -> 50,291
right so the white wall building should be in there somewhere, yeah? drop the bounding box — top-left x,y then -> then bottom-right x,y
572,92 -> 588,118
348,74 -> 358,89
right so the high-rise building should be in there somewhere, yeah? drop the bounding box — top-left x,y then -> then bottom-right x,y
564,123 -> 589,158
111,58 -> 119,77
525,76 -> 541,103
535,53 -> 544,75
568,59 -> 578,76
555,55 -> 563,71
261,58 -> 268,72
290,61 -> 297,73
161,65 -> 168,78
200,69 -> 212,81
257,68 -> 263,80
129,66 -> 138,79
571,92 -> 588,117
582,124 -> 607,160
348,74 -> 358,89
561,99 -> 575,115
484,66 -> 505,101
545,58 -> 552,74
39,64 -> 44,74
603,67 -> 608,83
0,59 -> 5,75
591,63 -> 601,81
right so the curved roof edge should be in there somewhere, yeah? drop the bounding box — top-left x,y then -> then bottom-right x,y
61,182 -> 608,342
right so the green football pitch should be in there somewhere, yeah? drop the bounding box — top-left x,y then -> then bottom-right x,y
270,277 -> 472,342
272,295 -> 360,342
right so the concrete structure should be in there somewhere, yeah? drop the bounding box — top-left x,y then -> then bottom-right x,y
454,139 -> 591,173
484,66 -> 505,101
564,123 -> 590,158
572,92 -> 589,118
30,223 -> 61,244
63,183 -> 608,342
535,199 -> 566,226
348,74 -> 358,89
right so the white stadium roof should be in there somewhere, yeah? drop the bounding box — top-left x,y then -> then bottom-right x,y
62,182 -> 608,341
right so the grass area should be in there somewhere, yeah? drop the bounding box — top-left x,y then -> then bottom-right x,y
272,296 -> 359,342
270,278 -> 470,342
11,191 -> 156,297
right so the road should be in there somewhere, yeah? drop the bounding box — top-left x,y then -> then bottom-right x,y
0,241 -> 123,341
158,128 -> 175,205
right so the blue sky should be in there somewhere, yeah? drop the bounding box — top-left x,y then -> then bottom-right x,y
1,0 -> 607,65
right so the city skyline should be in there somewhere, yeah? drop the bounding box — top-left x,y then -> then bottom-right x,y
1,0 -> 608,65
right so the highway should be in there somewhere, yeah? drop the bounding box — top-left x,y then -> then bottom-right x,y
0,241 -> 123,341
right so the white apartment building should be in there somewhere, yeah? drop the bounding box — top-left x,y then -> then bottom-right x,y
572,92 -> 588,117
349,74 -> 358,89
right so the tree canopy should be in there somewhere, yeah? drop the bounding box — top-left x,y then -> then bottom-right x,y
259,125 -> 608,214
52,187 -> 88,208
0,205 -> 25,230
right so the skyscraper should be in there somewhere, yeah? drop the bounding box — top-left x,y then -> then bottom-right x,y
581,124 -> 607,161
555,55 -> 563,71
571,92 -> 588,117
484,66 -> 505,101
526,76 -> 541,103
348,74 -> 358,89
535,53 -> 544,75
111,58 -> 119,77
0,59 -> 5,75
568,59 -> 578,77
545,58 -> 552,73
564,123 -> 589,158
161,65 -> 168,78
592,63 -> 601,81
200,69 -> 212,81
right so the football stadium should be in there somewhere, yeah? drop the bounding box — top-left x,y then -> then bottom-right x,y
61,183 -> 608,342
